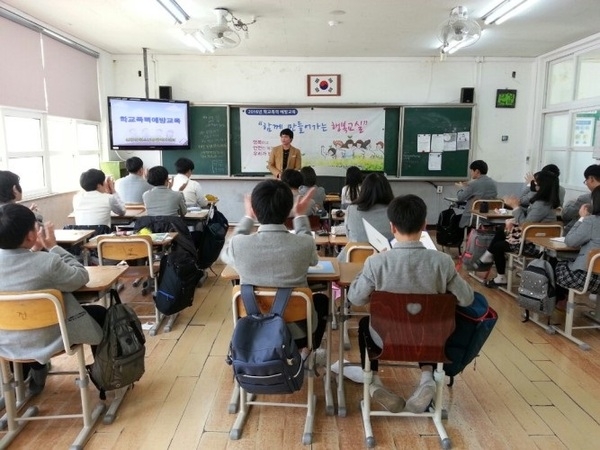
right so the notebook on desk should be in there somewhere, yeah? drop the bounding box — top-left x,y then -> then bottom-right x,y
363,218 -> 437,252
307,260 -> 336,274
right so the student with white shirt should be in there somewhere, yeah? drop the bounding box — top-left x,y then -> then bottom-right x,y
72,169 -> 126,226
171,157 -> 209,208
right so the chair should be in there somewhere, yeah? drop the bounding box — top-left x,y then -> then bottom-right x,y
469,199 -> 505,229
361,292 -> 457,449
284,215 -> 323,232
548,249 -> 600,350
96,235 -> 173,336
0,289 -> 105,449
500,222 -> 563,298
228,285 -> 316,445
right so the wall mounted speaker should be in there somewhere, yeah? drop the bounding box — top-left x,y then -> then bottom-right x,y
460,87 -> 475,103
159,85 -> 172,100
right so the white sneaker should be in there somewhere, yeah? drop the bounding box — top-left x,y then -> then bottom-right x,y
314,348 -> 327,367
404,380 -> 436,413
589,293 -> 597,302
369,383 -> 405,413
330,360 -> 364,383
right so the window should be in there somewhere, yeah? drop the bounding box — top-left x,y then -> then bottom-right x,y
0,109 -> 101,197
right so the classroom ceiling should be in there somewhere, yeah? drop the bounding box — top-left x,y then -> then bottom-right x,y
2,0 -> 599,58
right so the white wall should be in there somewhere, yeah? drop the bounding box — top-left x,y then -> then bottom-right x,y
106,55 -> 536,222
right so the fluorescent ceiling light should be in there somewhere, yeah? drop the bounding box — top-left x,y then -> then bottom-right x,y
156,0 -> 189,24
483,0 -> 537,25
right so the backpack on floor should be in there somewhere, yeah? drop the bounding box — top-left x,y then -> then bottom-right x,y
155,240 -> 203,315
436,207 -> 464,248
518,258 -> 556,321
226,285 -> 305,395
87,289 -> 146,399
444,291 -> 498,386
195,206 -> 229,269
459,228 -> 496,271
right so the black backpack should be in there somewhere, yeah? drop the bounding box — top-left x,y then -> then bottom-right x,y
436,208 -> 464,248
444,291 -> 498,386
518,258 -> 556,321
87,289 -> 146,399
195,206 -> 229,269
155,240 -> 203,315
226,285 -> 305,395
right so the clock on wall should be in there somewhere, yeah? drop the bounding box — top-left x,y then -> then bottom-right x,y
496,89 -> 517,108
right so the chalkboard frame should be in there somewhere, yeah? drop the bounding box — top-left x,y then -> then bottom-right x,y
398,105 -> 474,180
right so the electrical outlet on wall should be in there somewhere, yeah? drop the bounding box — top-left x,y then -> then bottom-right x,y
436,186 -> 443,194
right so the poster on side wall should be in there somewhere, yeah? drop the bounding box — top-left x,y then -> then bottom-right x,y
239,107 -> 386,174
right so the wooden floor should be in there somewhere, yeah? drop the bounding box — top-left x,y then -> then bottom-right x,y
4,245 -> 600,449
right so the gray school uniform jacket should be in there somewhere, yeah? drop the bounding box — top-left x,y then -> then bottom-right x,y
347,241 -> 474,347
512,200 -> 556,225
456,175 -> 498,228
564,215 -> 600,272
338,204 -> 392,261
562,192 -> 591,234
143,186 -> 187,217
220,215 -> 319,338
0,246 -> 103,364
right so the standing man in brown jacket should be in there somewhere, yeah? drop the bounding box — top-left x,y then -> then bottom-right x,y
267,128 -> 302,178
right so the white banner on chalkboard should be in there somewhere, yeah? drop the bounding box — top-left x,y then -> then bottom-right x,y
239,107 -> 386,174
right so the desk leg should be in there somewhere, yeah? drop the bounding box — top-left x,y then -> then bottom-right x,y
336,289 -> 347,417
546,292 -> 594,350
323,283 -> 334,416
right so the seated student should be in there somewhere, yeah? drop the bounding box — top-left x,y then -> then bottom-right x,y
562,164 -> 600,234
338,172 -> 394,261
456,160 -> 498,229
347,194 -> 474,413
220,180 -> 329,361
143,166 -> 187,217
114,156 -> 152,203
0,204 -> 105,395
0,170 -> 42,220
555,185 -> 600,300
171,157 -> 209,208
340,166 -> 362,209
281,169 -> 318,216
519,164 -> 565,208
299,166 -> 326,212
474,170 -> 560,287
73,168 -> 126,227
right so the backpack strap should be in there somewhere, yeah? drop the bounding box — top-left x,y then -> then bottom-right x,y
110,288 -> 123,306
240,284 -> 261,316
269,287 -> 293,317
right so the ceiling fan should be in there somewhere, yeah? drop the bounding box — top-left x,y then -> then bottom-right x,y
438,6 -> 481,56
202,8 -> 241,49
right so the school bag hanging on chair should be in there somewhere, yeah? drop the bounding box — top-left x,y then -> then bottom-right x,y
226,285 -> 305,395
444,291 -> 498,386
436,207 -> 464,251
87,289 -> 146,400
195,205 -> 229,270
518,258 -> 557,321
458,228 -> 496,271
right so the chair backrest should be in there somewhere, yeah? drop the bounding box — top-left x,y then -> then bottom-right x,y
345,242 -> 376,263
588,249 -> 600,276
0,289 -> 74,354
97,235 -> 154,268
63,224 -> 111,236
232,286 -> 312,323
284,216 -> 322,231
517,222 -> 563,255
369,292 -> 456,363
471,199 -> 505,212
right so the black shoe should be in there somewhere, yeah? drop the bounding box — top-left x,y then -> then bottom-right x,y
485,279 -> 507,289
29,365 -> 49,396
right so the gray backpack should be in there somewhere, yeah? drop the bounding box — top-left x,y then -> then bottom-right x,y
87,289 -> 146,399
518,258 -> 556,320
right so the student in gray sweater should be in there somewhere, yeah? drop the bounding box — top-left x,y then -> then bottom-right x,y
348,195 -> 474,413
143,166 -> 187,217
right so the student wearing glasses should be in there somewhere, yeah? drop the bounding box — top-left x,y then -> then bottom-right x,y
562,164 -> 600,234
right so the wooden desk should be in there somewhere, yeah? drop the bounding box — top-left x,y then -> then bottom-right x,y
68,208 -> 146,221
78,265 -> 128,292
527,236 -> 578,253
184,210 -> 209,220
471,210 -> 512,228
329,234 -> 349,247
54,229 -> 96,246
222,257 -> 339,415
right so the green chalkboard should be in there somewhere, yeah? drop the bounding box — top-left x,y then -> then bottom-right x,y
162,106 -> 228,175
400,106 -> 473,179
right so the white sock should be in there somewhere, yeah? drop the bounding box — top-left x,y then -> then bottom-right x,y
479,251 -> 493,263
494,274 -> 507,283
372,374 -> 382,386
